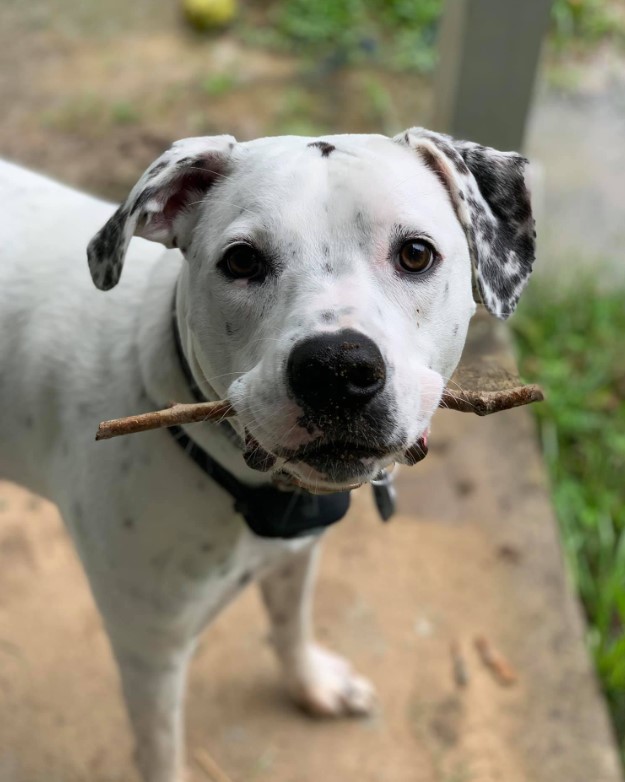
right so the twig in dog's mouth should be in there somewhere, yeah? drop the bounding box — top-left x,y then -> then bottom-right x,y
94,383 -> 544,442
95,400 -> 235,440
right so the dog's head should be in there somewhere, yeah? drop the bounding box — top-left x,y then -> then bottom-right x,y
88,129 -> 535,491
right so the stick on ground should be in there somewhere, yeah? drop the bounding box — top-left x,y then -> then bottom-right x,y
193,747 -> 235,782
451,640 -> 470,688
475,635 -> 518,686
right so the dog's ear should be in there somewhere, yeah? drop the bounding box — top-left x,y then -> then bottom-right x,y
87,135 -> 237,291
395,127 -> 535,319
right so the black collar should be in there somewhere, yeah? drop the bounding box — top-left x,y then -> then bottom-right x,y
169,311 -> 351,539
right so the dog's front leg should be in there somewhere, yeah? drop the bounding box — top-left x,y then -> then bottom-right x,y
259,540 -> 376,717
105,619 -> 193,782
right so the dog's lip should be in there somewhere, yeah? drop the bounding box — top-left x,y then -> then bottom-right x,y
277,439 -> 399,493
276,472 -> 364,494
289,439 -> 395,462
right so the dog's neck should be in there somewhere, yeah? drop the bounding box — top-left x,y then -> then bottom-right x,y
137,251 -> 271,487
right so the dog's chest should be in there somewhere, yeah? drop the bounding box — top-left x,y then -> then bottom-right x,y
73,428 -> 313,632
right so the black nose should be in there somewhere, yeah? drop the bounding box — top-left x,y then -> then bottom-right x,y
287,329 -> 386,412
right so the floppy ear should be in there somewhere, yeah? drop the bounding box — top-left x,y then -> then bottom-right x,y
395,127 -> 535,319
87,135 -> 237,291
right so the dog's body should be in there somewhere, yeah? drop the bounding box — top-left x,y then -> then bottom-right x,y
0,130 -> 534,782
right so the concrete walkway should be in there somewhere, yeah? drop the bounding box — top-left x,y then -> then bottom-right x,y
0,319 -> 621,782
528,50 -> 625,288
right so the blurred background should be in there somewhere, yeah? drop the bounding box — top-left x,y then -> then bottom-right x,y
1,0 -> 624,771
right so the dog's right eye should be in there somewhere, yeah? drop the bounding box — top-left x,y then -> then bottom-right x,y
220,244 -> 266,281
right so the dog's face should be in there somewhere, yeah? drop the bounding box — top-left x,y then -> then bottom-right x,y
88,130 -> 535,491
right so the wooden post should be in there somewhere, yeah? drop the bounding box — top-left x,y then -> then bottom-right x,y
432,0 -> 553,150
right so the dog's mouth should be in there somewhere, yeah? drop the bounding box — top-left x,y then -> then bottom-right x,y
292,439 -> 392,470
285,441 -> 395,491
243,426 -> 430,493
243,432 -> 404,491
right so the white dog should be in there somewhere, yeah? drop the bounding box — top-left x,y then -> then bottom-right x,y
0,128 -> 534,782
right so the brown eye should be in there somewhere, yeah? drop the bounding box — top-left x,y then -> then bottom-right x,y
222,244 -> 265,280
398,240 -> 436,274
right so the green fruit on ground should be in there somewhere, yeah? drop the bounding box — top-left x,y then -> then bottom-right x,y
182,0 -> 237,30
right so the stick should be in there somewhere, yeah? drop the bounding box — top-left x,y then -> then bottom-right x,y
95,400 -> 234,440
474,635 -> 518,686
193,747 -> 235,782
450,640 -> 470,688
439,383 -> 544,416
95,383 -> 543,441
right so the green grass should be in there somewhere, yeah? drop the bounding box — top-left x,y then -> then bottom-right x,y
244,0 -> 624,73
511,282 -> 625,755
248,0 -> 441,72
551,0 -> 625,48
200,73 -> 239,98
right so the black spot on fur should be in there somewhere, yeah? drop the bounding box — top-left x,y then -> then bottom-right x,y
308,141 -> 335,157
122,517 -> 134,530
201,542 -> 213,552
130,185 -> 158,216
429,136 -> 470,176
238,571 -> 252,587
102,266 -> 115,290
146,160 -> 168,179
458,145 -> 535,316
320,310 -> 336,323
88,206 -> 126,284
225,322 -> 234,337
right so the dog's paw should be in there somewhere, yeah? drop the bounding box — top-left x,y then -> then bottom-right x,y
286,644 -> 376,718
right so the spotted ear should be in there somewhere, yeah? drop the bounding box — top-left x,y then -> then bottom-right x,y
87,135 -> 237,290
395,127 -> 535,319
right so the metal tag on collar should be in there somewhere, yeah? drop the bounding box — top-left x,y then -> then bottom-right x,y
371,467 -> 396,522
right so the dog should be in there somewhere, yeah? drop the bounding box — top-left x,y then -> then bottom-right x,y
0,128 -> 535,782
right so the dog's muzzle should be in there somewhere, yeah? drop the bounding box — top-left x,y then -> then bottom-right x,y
283,329 -> 398,483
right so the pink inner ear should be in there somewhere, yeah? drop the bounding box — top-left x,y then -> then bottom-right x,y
162,166 -> 221,224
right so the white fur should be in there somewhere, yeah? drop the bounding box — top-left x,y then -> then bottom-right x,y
0,132 -> 476,782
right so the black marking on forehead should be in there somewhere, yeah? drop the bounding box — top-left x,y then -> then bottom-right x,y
308,141 -> 336,158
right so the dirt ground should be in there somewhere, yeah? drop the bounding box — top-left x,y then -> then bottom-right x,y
0,0 -> 430,203
0,3 -> 623,781
0,392 -> 621,782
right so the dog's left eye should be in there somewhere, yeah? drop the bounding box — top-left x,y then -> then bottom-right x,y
396,240 -> 437,274
221,244 -> 266,281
